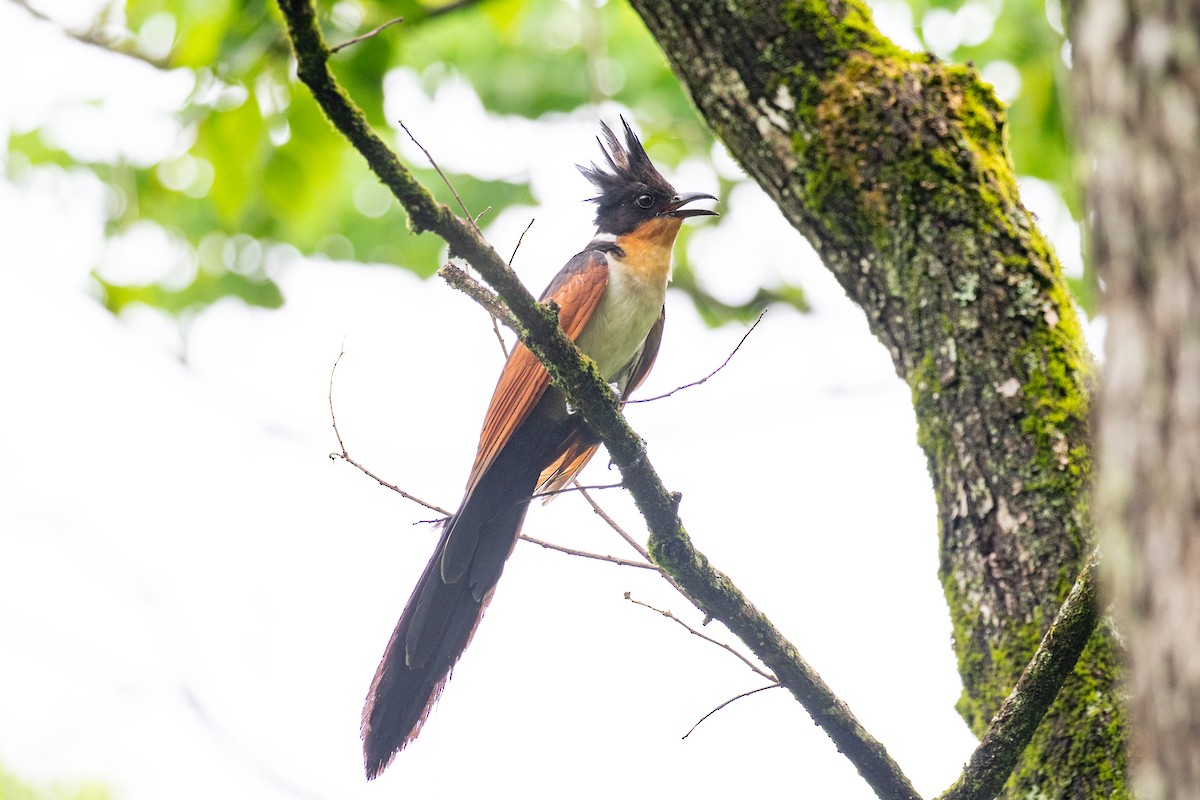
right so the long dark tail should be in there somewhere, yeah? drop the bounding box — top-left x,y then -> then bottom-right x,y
361,404 -> 572,779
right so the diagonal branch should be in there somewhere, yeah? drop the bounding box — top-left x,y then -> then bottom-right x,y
438,263 -> 519,331
938,552 -> 1103,800
276,2 -> 918,797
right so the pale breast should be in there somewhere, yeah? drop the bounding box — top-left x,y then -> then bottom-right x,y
574,251 -> 667,382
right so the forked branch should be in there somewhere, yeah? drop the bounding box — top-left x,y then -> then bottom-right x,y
277,2 -> 909,796
276,3 -> 1101,797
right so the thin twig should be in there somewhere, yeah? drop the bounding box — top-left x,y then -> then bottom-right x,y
330,346 -> 649,571
397,119 -> 480,236
509,219 -> 536,267
535,481 -> 624,500
330,15 -> 404,54
488,309 -> 511,358
487,218 -> 538,358
520,534 -> 660,570
576,485 -> 653,563
682,684 -> 783,739
327,346 -> 451,516
628,309 -> 766,404
625,594 -> 777,681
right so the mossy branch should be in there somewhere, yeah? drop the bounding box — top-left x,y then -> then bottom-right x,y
274,1 -> 918,796
938,552 -> 1102,800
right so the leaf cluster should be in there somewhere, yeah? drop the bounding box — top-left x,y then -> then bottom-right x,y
6,0 -> 1081,320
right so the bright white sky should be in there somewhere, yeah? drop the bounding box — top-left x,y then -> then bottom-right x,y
0,3 -> 1092,798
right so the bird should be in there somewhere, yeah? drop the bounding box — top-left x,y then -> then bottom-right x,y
360,117 -> 717,779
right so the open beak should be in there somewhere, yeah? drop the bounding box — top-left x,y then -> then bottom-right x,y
663,191 -> 719,219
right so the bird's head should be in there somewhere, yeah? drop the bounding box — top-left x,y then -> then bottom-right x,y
578,117 -> 717,237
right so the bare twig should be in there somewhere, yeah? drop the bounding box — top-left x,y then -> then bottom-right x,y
576,484 -> 691,602
330,15 -> 404,54
486,218 -> 539,357
397,119 -> 480,235
625,594 -> 776,682
330,347 -> 654,569
628,309 -> 766,404
682,684 -> 783,739
509,219 -> 536,267
520,534 -> 660,570
487,305 -> 510,357
535,481 -> 624,500
576,485 -> 653,563
327,346 -> 451,516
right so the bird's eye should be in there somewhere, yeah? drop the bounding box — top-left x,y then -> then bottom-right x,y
636,194 -> 654,209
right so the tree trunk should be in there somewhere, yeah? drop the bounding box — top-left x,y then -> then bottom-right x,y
1075,0 -> 1200,795
630,2 -> 1128,796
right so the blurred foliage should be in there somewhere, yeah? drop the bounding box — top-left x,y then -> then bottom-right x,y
0,760 -> 110,800
5,0 -> 1087,321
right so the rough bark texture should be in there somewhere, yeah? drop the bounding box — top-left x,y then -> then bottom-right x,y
630,1 -> 1127,796
1075,0 -> 1200,795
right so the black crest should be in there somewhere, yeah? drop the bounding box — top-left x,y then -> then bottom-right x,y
578,117 -> 677,234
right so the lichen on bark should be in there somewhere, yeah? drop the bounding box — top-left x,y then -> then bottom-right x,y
631,1 -> 1127,795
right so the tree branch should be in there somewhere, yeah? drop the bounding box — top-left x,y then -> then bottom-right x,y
276,3 -> 918,797
437,263 -> 519,331
329,15 -> 404,54
938,552 -> 1103,800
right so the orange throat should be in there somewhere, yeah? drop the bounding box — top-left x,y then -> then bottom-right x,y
614,216 -> 683,283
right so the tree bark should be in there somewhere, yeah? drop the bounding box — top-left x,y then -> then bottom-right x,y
1075,0 -> 1200,795
630,2 -> 1127,796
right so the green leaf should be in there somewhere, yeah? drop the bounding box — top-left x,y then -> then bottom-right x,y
97,268 -> 283,316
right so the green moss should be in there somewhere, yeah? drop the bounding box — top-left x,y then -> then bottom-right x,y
908,351 -> 943,456
782,0 -> 903,63
879,66 -> 1121,800
1013,276 -> 1091,500
1007,630 -> 1131,799
778,48 -> 1021,285
939,548 -> 1051,734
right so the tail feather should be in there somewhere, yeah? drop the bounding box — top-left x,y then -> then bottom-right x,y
361,400 -> 573,779
361,537 -> 481,779
536,430 -> 601,501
